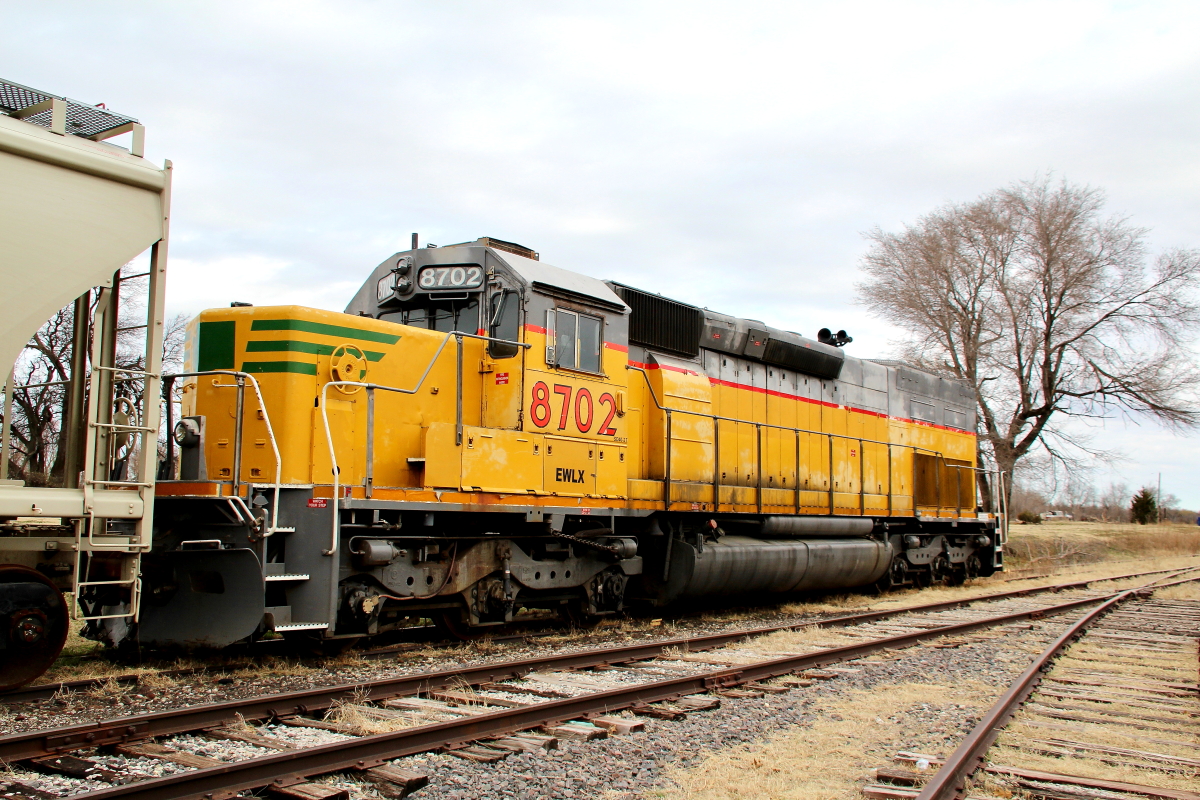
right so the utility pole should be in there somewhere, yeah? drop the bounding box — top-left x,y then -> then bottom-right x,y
1157,472 -> 1162,524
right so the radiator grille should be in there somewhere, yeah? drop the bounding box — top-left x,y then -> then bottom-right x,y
610,283 -> 703,357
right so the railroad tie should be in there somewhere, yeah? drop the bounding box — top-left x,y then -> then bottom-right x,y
115,742 -> 226,769
28,754 -> 121,783
361,765 -> 429,799
0,780 -> 57,800
266,782 -> 349,800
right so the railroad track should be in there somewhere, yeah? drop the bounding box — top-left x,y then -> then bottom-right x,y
1,567 -> 1195,800
864,574 -> 1200,800
4,563 -> 1191,708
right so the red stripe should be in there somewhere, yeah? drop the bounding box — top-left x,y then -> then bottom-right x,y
629,359 -> 699,376
524,324 -> 546,334
476,328 -> 486,336
603,342 -> 629,353
707,376 -> 973,434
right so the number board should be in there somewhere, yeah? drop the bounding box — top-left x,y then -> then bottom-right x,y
528,378 -> 621,438
417,265 -> 484,291
376,273 -> 395,302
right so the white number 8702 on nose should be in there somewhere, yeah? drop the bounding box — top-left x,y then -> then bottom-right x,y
417,265 -> 484,290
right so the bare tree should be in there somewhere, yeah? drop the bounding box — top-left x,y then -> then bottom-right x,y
1097,480 -> 1131,522
2,265 -> 188,485
859,176 -> 1200,507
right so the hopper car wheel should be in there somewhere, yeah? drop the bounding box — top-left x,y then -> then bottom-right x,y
0,565 -> 69,691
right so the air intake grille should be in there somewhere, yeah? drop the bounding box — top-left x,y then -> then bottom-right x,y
610,283 -> 703,357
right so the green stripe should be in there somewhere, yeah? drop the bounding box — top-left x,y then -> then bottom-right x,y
245,340 -> 385,361
198,321 -> 236,371
250,319 -> 401,345
240,360 -> 319,375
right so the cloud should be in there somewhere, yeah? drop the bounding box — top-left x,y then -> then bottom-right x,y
165,255 -> 362,318
5,0 -> 1200,504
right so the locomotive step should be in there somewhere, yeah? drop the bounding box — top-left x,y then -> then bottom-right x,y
264,574 -> 311,582
274,622 -> 330,632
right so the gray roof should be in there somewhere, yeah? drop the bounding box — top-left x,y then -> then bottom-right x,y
494,251 -> 629,311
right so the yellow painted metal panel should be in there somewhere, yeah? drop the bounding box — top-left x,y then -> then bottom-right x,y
628,478 -> 664,501
423,422 -> 461,489
544,436 -> 596,497
461,426 -> 544,493
596,443 -> 627,498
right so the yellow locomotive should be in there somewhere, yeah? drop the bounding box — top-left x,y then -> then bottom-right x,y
144,237 -> 1001,645
0,80 -> 1000,689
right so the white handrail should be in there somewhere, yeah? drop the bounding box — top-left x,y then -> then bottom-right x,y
168,370 -> 284,537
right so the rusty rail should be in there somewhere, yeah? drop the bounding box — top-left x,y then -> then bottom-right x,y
31,582 -> 1193,800
915,571 -> 1200,800
2,563 -> 1195,761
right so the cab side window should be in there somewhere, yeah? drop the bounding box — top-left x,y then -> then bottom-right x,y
547,308 -> 602,372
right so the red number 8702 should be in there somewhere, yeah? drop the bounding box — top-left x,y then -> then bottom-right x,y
529,381 -> 615,435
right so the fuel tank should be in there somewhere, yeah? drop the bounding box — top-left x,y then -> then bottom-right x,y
758,516 -> 875,537
654,535 -> 892,602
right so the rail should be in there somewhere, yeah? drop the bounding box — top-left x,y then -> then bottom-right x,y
627,365 -> 1000,521
915,569 -> 1200,800
19,569 -> 1195,800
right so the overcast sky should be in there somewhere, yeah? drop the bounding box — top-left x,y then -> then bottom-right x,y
6,1 -> 1200,508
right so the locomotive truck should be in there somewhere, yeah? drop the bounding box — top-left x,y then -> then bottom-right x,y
0,80 -> 1005,690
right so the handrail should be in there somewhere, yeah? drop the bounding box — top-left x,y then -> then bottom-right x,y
627,364 -> 1001,519
166,370 -> 285,538
318,330 -> 530,557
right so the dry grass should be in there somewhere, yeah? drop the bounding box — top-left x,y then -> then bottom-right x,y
654,680 -> 997,800
1004,522 -> 1200,570
1155,581 -> 1200,600
772,553 -> 1200,626
323,702 -> 433,734
746,625 -> 859,657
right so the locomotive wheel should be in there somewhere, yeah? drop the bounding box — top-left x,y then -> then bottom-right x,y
965,554 -> 983,581
874,555 -> 908,593
432,609 -> 486,641
0,565 -> 69,691
930,554 -> 953,586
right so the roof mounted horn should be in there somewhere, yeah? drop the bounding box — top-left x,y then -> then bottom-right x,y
817,328 -> 853,347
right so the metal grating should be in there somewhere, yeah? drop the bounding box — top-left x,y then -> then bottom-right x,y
610,283 -> 704,358
0,78 -> 138,139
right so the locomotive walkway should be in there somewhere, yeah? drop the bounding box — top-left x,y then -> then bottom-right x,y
0,567 -> 1196,800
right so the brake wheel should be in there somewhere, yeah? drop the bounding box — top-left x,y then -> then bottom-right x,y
0,565 -> 69,691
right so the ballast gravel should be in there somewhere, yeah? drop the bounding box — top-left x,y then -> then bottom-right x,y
0,611 -> 860,735
382,619 -> 1071,800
